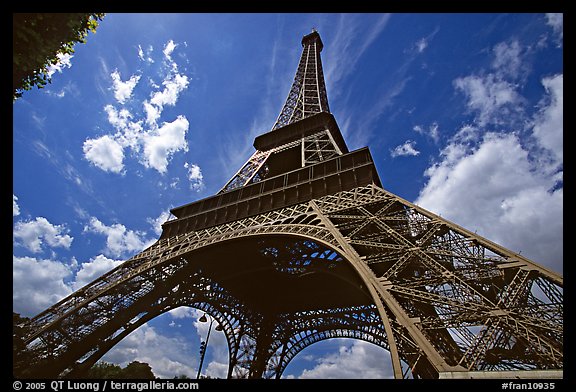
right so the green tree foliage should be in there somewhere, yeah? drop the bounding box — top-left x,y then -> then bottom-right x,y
121,361 -> 156,379
86,362 -> 123,379
87,361 -> 156,379
13,13 -> 105,100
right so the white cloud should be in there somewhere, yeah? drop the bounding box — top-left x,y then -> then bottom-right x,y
163,40 -> 177,59
454,74 -> 522,127
425,47 -> 563,275
13,255 -> 73,317
453,39 -> 535,127
14,217 -> 73,253
413,123 -> 440,143
103,105 -> 143,150
83,134 -> 125,174
324,14 -> 391,95
13,194 -> 20,216
292,340 -> 393,379
168,307 -> 198,319
142,116 -> 189,173
73,254 -> 123,290
205,361 -> 228,379
147,210 -> 172,236
390,140 -> 420,158
46,52 -> 74,78
149,73 -> 189,110
545,13 -> 563,44
86,40 -> 191,176
84,217 -> 150,258
416,131 -> 562,273
184,162 -> 205,191
415,38 -> 428,53
531,74 -> 563,164
104,105 -> 131,130
412,27 -> 439,55
101,323 -> 197,379
491,40 -> 523,79
143,101 -> 161,127
111,70 -> 141,104
138,44 -> 155,63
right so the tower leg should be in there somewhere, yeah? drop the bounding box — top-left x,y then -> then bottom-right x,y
248,317 -> 275,378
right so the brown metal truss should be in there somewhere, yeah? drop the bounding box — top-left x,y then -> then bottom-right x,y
14,185 -> 563,379
14,30 -> 562,379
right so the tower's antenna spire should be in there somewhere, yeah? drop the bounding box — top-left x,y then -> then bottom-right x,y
271,30 -> 330,130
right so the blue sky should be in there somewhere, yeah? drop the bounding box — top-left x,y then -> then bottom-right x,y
13,13 -> 563,379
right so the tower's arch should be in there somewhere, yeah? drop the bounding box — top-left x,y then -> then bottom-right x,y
282,337 -> 394,379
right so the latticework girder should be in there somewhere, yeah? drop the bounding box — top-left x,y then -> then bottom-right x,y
272,30 -> 329,130
14,184 -> 563,379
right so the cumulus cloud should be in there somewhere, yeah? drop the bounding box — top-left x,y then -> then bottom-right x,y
491,40 -> 524,79
168,307 -> 198,319
141,116 -> 189,173
84,217 -> 150,258
83,135 -> 125,173
101,323 -> 198,379
531,74 -> 563,164
545,13 -> 563,44
390,140 -> 420,158
46,52 -> 74,78
418,36 -> 563,274
453,38 -> 535,127
13,194 -> 20,216
84,40 -> 194,177
73,254 -> 124,290
163,40 -> 177,60
147,210 -> 172,237
453,74 -> 522,127
143,101 -> 161,127
291,340 -> 393,379
184,162 -> 204,191
13,255 -> 73,317
14,217 -> 73,253
103,105 -> 143,150
148,73 -> 190,116
111,70 -> 141,104
416,75 -> 563,274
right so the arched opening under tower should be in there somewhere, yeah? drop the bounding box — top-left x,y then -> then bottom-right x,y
78,233 -> 392,379
98,306 -> 230,379
186,234 -> 375,315
283,338 -> 394,379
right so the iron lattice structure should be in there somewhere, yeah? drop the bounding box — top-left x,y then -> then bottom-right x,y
14,30 -> 562,380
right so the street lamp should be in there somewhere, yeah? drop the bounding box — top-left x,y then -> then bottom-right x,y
196,313 -> 222,379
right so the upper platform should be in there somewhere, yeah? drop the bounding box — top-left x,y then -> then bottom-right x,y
162,147 -> 381,238
254,112 -> 348,153
302,30 -> 323,51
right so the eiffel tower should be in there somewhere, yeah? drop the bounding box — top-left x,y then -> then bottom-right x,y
14,30 -> 563,380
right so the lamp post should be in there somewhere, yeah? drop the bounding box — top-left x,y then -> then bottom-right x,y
196,313 -> 222,379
